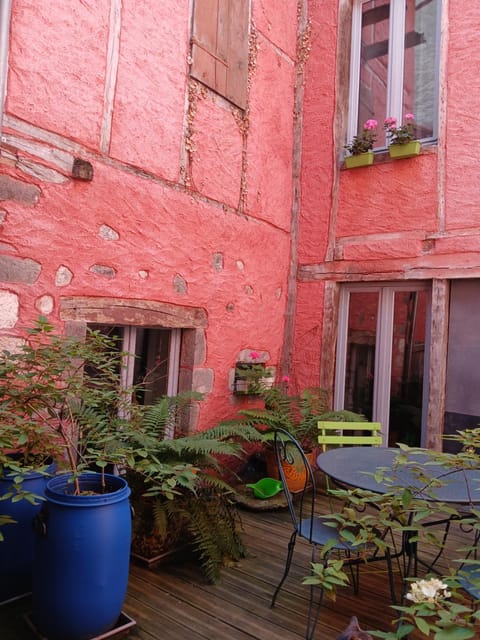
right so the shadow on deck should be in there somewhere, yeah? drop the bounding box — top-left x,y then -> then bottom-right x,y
0,491 -> 471,640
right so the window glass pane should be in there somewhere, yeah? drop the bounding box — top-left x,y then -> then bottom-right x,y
389,290 -> 426,446
358,0 -> 390,145
403,0 -> 439,139
134,328 -> 171,405
87,325 -> 173,406
344,292 -> 379,419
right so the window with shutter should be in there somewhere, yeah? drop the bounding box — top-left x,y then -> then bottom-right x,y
191,0 -> 250,109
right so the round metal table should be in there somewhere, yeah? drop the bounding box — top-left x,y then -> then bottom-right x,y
316,446 -> 480,504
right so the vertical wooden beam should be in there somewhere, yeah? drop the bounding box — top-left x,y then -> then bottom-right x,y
426,279 -> 449,450
100,0 -> 122,154
280,1 -> 308,378
319,281 -> 339,401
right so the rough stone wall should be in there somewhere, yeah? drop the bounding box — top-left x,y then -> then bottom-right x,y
0,0 -> 299,429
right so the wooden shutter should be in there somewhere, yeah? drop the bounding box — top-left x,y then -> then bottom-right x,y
191,0 -> 249,109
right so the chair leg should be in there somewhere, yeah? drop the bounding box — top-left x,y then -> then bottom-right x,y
271,531 -> 297,608
346,555 -> 360,595
386,549 -> 398,605
305,544 -> 324,640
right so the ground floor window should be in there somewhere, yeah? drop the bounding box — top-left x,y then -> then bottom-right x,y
60,296 -> 208,434
334,282 -> 430,447
89,325 -> 181,405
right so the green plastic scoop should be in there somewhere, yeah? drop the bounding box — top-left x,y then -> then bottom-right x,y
246,477 -> 283,499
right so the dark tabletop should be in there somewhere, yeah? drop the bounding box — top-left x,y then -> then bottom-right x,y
317,446 -> 480,504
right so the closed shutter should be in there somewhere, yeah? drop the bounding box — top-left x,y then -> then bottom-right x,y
191,0 -> 249,109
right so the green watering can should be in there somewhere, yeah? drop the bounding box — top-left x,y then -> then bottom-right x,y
246,477 -> 283,499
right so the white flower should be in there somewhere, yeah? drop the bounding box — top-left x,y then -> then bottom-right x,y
406,578 -> 451,603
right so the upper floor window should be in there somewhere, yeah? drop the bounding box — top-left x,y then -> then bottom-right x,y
190,0 -> 250,109
348,0 -> 441,149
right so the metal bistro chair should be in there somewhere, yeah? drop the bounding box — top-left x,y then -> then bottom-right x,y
458,564 -> 480,600
317,420 -> 382,495
271,428 -> 395,640
317,420 -> 382,451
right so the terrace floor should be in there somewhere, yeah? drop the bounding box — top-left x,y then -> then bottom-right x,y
0,491 -> 473,640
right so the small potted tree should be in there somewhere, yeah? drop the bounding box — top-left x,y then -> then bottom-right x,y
0,319 -> 139,639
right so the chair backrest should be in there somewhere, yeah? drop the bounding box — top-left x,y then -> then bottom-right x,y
273,428 -> 316,540
317,421 -> 382,451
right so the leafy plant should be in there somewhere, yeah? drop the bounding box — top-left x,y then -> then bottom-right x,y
345,119 -> 378,156
305,431 -> 480,639
126,395 -> 259,583
0,318 -> 136,495
384,113 -> 417,145
234,351 -> 274,395
222,384 -> 366,452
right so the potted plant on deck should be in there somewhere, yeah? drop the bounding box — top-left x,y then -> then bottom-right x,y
0,319 -> 141,639
0,419 -> 58,604
126,394 -> 259,583
384,113 -> 421,159
344,119 -> 378,169
221,383 -> 367,492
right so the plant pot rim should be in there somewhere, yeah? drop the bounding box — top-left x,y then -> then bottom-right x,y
45,472 -> 130,506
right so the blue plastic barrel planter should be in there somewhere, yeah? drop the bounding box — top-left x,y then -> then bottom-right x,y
0,463 -> 55,604
32,473 -> 131,640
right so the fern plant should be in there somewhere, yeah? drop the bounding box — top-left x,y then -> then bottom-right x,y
220,385 -> 366,451
127,394 -> 259,583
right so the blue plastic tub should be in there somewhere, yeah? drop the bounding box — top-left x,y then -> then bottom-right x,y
32,473 -> 131,640
0,463 -> 55,603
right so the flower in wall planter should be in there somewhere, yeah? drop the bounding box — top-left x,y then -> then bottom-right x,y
234,351 -> 274,395
384,113 -> 422,159
343,119 -> 377,169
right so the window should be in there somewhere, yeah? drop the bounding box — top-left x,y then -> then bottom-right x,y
61,296 -> 208,433
334,283 -> 430,447
348,0 -> 441,148
89,325 -> 181,406
190,0 -> 250,109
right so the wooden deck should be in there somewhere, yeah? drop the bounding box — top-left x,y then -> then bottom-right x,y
0,493 -> 471,640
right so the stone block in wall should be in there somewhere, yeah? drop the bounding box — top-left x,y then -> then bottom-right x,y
192,368 -> 214,394
0,255 -> 41,283
0,175 -> 40,204
0,291 -> 19,327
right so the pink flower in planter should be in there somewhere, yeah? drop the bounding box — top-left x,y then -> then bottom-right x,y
249,351 -> 260,360
281,375 -> 290,383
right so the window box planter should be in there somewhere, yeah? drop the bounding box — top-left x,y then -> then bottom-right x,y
344,151 -> 374,169
388,141 -> 421,159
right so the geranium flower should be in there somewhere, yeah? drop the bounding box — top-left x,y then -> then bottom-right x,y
384,114 -> 417,145
344,119 -> 378,156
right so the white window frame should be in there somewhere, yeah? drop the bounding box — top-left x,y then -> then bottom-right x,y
347,0 -> 440,150
120,326 -> 181,399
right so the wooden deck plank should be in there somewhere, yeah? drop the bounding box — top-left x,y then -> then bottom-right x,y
0,494 -> 474,640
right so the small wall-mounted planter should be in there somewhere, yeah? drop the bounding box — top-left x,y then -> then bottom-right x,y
234,362 -> 272,395
344,151 -> 374,169
388,141 -> 421,159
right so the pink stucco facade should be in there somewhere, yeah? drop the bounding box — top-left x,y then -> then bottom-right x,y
1,1 -> 480,442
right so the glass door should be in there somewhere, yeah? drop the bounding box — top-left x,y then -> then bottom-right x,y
334,283 -> 430,446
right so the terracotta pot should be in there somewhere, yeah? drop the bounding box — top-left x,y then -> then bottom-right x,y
265,447 -> 315,493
